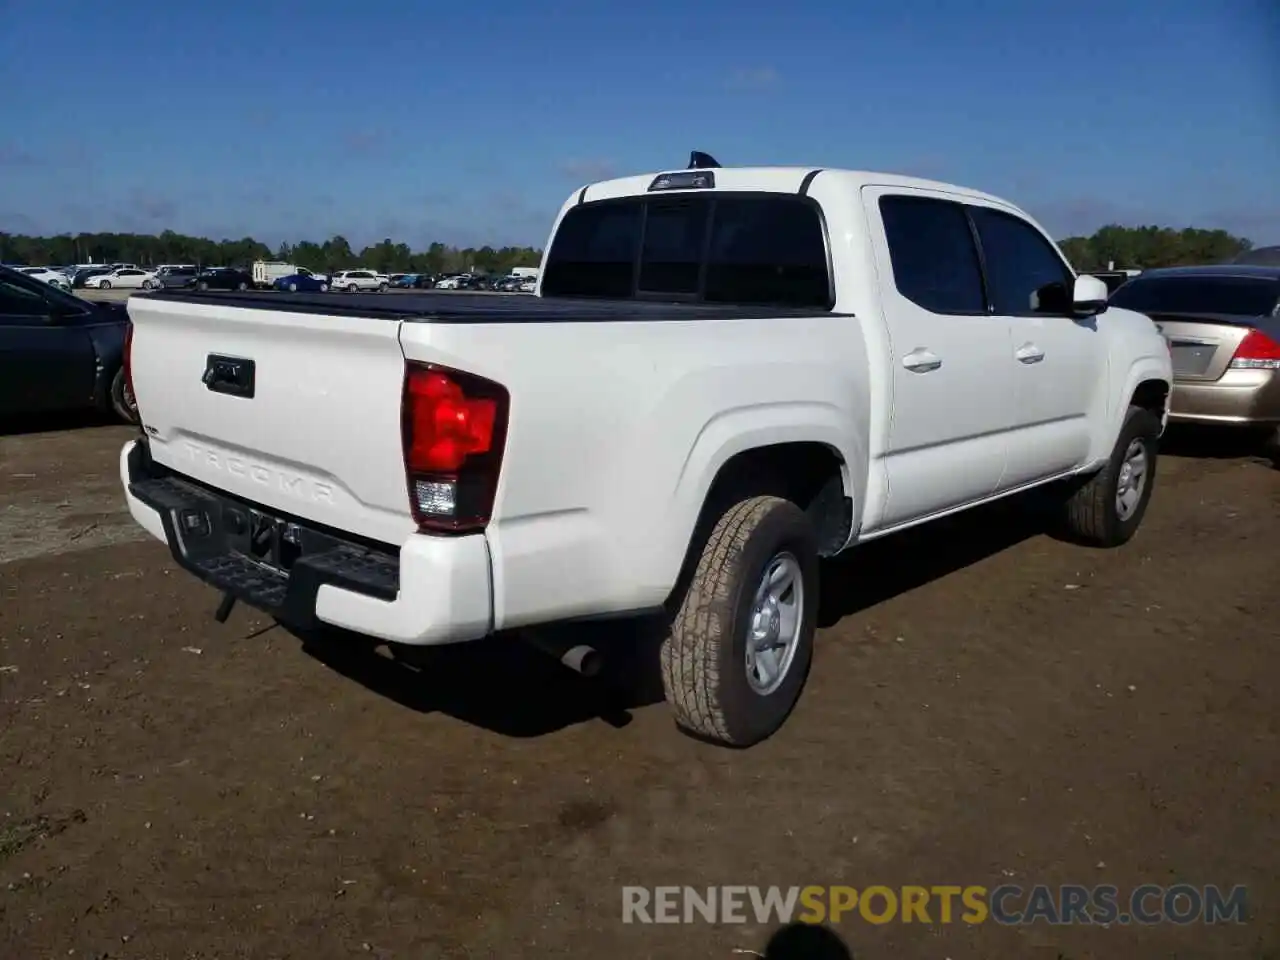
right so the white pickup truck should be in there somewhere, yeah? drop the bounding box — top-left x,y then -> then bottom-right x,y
119,155 -> 1172,747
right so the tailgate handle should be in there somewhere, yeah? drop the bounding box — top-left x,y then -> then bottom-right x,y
202,355 -> 255,398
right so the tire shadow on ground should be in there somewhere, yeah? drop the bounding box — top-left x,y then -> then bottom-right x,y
817,495 -> 1046,627
0,410 -> 119,437
290,613 -> 669,739
289,495 -> 1050,739
1159,423 -> 1279,466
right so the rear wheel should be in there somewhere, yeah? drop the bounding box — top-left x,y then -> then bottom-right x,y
287,282 -> 298,292
660,495 -> 819,748
1059,404 -> 1160,546
109,367 -> 137,424
237,281 -> 248,291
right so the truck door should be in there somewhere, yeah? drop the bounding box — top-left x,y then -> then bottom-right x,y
862,187 -> 1015,527
964,203 -> 1103,486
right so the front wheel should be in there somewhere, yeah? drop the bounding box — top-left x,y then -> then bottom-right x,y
378,282 -> 388,292
319,283 -> 329,293
1058,404 -> 1161,547
197,281 -> 209,291
109,366 -> 138,424
347,284 -> 358,293
660,495 -> 819,748
99,280 -> 111,290
141,279 -> 155,290
237,281 -> 248,291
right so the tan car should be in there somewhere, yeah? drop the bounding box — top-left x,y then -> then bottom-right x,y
1108,266 -> 1280,443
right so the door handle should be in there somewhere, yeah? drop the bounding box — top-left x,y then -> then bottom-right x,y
1015,343 -> 1045,364
902,348 -> 942,373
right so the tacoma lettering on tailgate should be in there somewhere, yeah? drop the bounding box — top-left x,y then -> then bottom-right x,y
181,441 -> 335,505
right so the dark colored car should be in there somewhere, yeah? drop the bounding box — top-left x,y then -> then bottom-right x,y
273,272 -> 330,293
0,264 -> 138,422
194,267 -> 253,291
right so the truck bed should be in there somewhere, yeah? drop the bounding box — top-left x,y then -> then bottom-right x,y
131,290 -> 849,323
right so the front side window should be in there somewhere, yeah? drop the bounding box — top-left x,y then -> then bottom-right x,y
967,206 -> 1074,316
879,195 -> 986,315
1109,276 -> 1280,317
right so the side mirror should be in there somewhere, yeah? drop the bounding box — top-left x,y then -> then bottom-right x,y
1071,274 -> 1109,317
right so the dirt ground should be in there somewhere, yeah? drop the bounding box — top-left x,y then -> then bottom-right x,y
1,417 -> 1277,960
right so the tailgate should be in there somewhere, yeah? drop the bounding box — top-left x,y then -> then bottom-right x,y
128,295 -> 415,545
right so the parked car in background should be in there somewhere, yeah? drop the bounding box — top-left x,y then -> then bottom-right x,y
273,272 -> 330,293
155,265 -> 199,290
252,261 -> 300,289
329,270 -> 386,292
194,267 -> 254,291
17,267 -> 73,291
1109,265 -> 1280,447
1088,269 -> 1141,295
0,264 -> 137,422
72,266 -> 113,288
82,267 -> 158,290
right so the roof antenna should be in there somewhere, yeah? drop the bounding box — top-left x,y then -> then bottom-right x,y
688,151 -> 721,170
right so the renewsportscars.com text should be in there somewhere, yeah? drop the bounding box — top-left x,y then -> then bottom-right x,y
621,884 -> 1248,926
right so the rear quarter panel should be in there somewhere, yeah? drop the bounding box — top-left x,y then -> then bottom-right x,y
401,312 -> 871,630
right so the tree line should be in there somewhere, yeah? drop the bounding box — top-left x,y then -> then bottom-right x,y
1057,225 -> 1252,271
0,223 -> 1258,278
0,230 -> 542,277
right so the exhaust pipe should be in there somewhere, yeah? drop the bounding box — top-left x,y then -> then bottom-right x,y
521,630 -> 602,677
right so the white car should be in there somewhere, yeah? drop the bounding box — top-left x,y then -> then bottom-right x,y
83,267 -> 158,290
17,267 -> 72,291
329,270 -> 387,292
119,158 -> 1172,748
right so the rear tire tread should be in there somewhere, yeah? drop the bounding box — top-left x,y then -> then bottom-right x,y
661,495 -> 801,746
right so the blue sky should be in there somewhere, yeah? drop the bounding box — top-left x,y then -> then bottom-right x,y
2,0 -> 1277,249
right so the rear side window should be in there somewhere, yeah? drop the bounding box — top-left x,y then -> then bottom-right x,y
1109,276 -> 1280,317
879,196 -> 985,314
541,194 -> 830,308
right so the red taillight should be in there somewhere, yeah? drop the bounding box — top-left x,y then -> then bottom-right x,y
1229,328 -> 1280,370
401,362 -> 508,533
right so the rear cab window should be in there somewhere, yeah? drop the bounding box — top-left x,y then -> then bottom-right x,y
1109,276 -> 1280,317
541,192 -> 832,309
